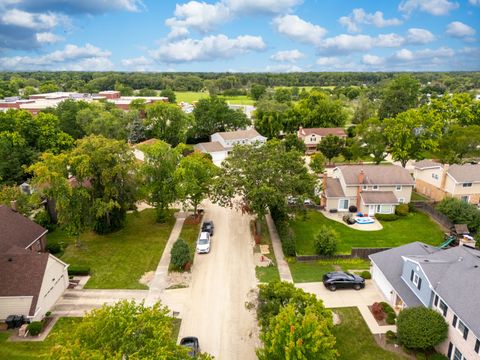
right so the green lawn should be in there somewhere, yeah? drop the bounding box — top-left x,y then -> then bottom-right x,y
333,307 -> 407,360
411,191 -> 429,201
255,219 -> 280,283
289,258 -> 370,283
290,211 -> 444,255
178,219 -> 201,262
219,95 -> 255,105
49,209 -> 176,289
175,91 -> 209,103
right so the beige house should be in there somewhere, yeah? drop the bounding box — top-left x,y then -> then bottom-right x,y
297,127 -> 347,153
322,165 -> 414,215
414,160 -> 480,205
0,206 -> 69,322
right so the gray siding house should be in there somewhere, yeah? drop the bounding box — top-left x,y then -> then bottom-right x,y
370,243 -> 480,360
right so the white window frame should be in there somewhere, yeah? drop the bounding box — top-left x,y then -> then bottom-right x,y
338,198 -> 349,211
460,195 -> 470,203
462,183 -> 472,188
396,185 -> 402,191
399,198 -> 405,203
457,319 -> 468,336
362,185 -> 368,190
412,273 -> 420,286
372,185 -> 379,191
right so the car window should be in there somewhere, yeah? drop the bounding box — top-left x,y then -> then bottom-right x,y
198,238 -> 209,245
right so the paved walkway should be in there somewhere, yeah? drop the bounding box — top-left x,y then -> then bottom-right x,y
265,213 -> 293,282
145,212 -> 187,307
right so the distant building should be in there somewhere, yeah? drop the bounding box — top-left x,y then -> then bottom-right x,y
297,127 -> 347,154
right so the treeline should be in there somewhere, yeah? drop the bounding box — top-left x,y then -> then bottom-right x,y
0,71 -> 479,98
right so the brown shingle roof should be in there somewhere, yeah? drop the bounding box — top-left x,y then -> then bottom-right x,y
448,164 -> 480,183
194,141 -> 226,153
325,178 -> 345,198
298,127 -> 346,137
215,129 -> 265,141
0,206 -> 47,253
414,160 -> 441,169
361,191 -> 399,205
0,251 -> 50,315
337,165 -> 414,186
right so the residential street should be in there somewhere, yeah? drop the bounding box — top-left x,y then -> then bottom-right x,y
178,201 -> 259,360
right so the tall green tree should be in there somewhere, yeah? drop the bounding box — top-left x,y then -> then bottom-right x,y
160,88 -> 176,103
142,141 -> 180,222
145,102 -> 189,146
426,93 -> 480,128
317,135 -> 345,164
76,104 -> 129,140
352,95 -> 376,124
294,91 -> 348,128
0,131 -> 33,185
357,118 -> 388,164
378,74 -> 420,119
250,84 -> 267,100
253,100 -> 290,139
54,99 -> 90,139
437,125 -> 480,164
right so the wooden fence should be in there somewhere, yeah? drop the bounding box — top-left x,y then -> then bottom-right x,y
412,201 -> 452,230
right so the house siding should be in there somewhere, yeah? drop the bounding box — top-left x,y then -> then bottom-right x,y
371,263 -> 394,304
400,260 -> 432,307
0,296 -> 32,321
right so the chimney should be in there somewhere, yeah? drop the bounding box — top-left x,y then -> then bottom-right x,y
440,164 -> 449,190
10,200 -> 17,212
356,169 -> 365,210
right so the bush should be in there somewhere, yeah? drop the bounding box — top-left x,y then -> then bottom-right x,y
386,313 -> 396,325
371,302 -> 385,321
375,213 -> 399,221
314,226 -> 338,256
395,203 -> 409,216
45,311 -> 51,317
436,197 -> 480,232
34,210 -> 56,232
397,307 -> 448,350
170,239 -> 190,270
27,321 -> 43,336
68,265 -> 91,276
416,353 -> 427,360
276,221 -> 296,256
428,354 -> 449,360
386,330 -> 397,340
46,242 -> 62,254
359,270 -> 371,279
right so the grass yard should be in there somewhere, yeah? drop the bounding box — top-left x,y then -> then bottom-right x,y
175,91 -> 209,103
48,209 -> 176,289
177,219 -> 202,262
290,210 -> 444,255
219,95 -> 255,105
255,219 -> 280,283
289,258 -> 371,283
411,191 -> 429,201
333,307 -> 407,360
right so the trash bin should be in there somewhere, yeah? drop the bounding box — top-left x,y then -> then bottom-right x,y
5,315 -> 25,329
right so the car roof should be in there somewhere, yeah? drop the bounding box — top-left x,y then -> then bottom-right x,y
199,231 -> 210,238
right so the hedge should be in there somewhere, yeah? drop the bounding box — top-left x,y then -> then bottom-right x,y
68,265 -> 91,276
27,321 -> 43,336
375,214 -> 399,221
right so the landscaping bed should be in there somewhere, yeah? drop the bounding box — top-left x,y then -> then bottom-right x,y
253,219 -> 280,283
289,210 -> 444,255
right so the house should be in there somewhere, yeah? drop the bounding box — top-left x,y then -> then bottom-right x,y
370,243 -> 480,360
0,206 -> 68,322
414,160 -> 480,205
194,129 -> 267,166
297,127 -> 347,153
321,165 -> 414,215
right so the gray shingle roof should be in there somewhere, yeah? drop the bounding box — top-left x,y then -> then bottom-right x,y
361,191 -> 399,205
448,164 -> 480,183
215,129 -> 265,141
414,160 -> 442,169
337,165 -> 415,186
325,178 -> 345,198
194,141 -> 226,153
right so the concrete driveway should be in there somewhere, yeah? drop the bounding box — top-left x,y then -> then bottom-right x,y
178,201 -> 259,360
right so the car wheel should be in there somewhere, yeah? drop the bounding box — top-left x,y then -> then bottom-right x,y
329,285 -> 336,291
354,284 -> 361,290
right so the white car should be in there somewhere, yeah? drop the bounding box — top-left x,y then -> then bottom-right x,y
196,231 -> 211,254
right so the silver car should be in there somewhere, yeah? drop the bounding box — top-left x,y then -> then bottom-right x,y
196,231 -> 211,254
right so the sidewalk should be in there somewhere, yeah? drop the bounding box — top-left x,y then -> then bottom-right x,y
145,211 -> 188,306
265,213 -> 293,282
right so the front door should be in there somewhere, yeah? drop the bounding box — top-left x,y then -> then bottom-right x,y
368,205 -> 375,216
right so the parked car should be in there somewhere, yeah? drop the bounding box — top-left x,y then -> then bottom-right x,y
201,220 -> 214,236
180,337 -> 200,357
323,271 -> 365,291
196,231 -> 211,254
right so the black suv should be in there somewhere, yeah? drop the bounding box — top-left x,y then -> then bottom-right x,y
201,220 -> 214,236
323,271 -> 365,291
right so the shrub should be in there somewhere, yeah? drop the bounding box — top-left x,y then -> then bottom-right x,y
375,213 -> 399,221
428,354 -> 449,360
170,239 -> 190,270
314,226 -> 338,256
397,307 -> 448,350
68,265 -> 91,276
386,313 -> 396,325
27,321 -> 43,336
416,353 -> 427,360
436,197 -> 480,232
45,311 -> 52,317
395,203 -> 409,216
371,302 -> 385,321
380,302 -> 395,315
277,222 -> 296,256
386,330 -> 397,340
46,242 -> 61,254
360,270 -> 371,279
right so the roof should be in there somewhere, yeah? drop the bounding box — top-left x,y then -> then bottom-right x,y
405,246 -> 480,336
0,206 -> 47,253
195,141 -> 226,153
214,129 -> 265,141
337,165 -> 415,186
448,164 -> 480,183
298,127 -> 346,137
414,160 -> 442,170
369,242 -> 440,308
325,178 -> 345,198
361,191 -> 399,205
0,251 -> 50,316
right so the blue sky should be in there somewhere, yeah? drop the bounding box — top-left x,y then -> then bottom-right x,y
0,0 -> 478,72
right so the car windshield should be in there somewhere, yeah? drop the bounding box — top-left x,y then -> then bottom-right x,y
198,238 -> 209,245
345,272 -> 355,280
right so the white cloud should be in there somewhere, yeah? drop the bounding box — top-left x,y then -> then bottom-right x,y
446,21 -> 476,38
226,0 -> 301,14
150,34 -> 266,63
35,32 -> 64,43
339,8 -> 402,33
317,34 -> 375,54
316,57 -> 340,66
0,9 -> 66,29
316,56 -> 361,71
17,0 -> 144,13
0,43 -> 112,70
469,0 -> 480,5
362,54 -> 384,65
121,56 -> 155,71
265,64 -> 303,72
392,46 -> 455,61
405,28 -> 436,44
272,15 -> 326,45
376,33 -> 405,47
270,49 -> 304,62
398,0 -> 459,16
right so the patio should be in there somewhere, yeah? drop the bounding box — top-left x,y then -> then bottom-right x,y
320,210 -> 383,231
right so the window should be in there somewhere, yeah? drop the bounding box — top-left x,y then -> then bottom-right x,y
454,348 -> 463,360
431,173 -> 439,180
434,294 -> 439,307
362,185 -> 368,190
460,196 -> 469,203
410,270 -> 422,290
339,199 -> 349,210
399,198 -> 405,204
396,185 -> 402,191
475,338 -> 480,353
439,300 -> 448,317
462,183 -> 472,187
457,319 -> 469,340
372,185 -> 379,190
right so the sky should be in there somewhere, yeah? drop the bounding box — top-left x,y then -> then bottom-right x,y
0,0 -> 479,72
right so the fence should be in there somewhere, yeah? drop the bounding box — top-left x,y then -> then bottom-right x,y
412,201 -> 453,230
296,247 -> 391,262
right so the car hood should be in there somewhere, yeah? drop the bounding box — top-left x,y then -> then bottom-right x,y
197,243 -> 210,250
353,275 -> 365,282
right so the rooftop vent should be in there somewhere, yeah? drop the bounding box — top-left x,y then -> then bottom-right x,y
8,258 -> 12,262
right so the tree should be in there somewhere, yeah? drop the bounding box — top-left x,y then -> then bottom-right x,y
170,239 -> 190,270
76,104 -> 130,140
426,93 -> 480,128
357,118 -> 387,164
397,307 -> 448,351
212,140 -> 315,219
138,88 -> 157,96
0,185 -> 34,216
294,90 -> 348,128
274,88 -> 292,103
253,100 -> 290,139
192,96 -> 250,139
175,152 -> 218,214
436,197 -> 480,232
352,95 -> 376,124
145,102 -> 189,146
341,137 -> 363,162
142,141 -> 180,222
314,226 -> 338,255
250,84 -> 267,100
0,131 -> 33,185
284,133 -> 306,153
54,99 -> 90,139
317,135 -> 345,164
309,153 -> 326,175
437,125 -> 480,164
378,74 -> 420,119
384,109 -> 442,167
50,300 -> 212,359
160,88 -> 176,103
127,115 -> 147,144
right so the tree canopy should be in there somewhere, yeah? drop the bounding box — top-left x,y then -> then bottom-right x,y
378,74 -> 420,119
